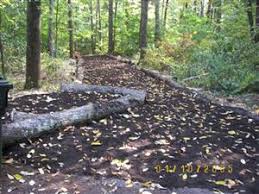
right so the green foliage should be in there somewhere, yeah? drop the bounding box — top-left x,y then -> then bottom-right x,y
140,46 -> 172,71
142,1 -> 259,94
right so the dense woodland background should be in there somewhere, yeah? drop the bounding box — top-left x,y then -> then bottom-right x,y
0,0 -> 258,95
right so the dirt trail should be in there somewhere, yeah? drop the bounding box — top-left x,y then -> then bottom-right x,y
1,56 -> 258,194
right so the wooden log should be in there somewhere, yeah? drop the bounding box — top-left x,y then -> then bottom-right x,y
2,84 -> 146,146
60,83 -> 146,102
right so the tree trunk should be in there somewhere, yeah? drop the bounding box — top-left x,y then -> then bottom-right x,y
193,0 -> 197,13
255,0 -> 259,42
108,0 -> 114,54
48,0 -> 55,57
163,0 -> 169,30
113,0 -> 118,51
200,0 -> 204,17
214,0 -> 222,30
3,84 -> 146,147
139,0 -> 149,59
0,11 -> 5,77
25,0 -> 41,89
246,0 -> 254,39
68,0 -> 74,58
154,0 -> 161,47
161,0 -> 165,26
55,0 -> 59,57
206,0 -> 212,18
96,0 -> 102,49
89,0 -> 96,54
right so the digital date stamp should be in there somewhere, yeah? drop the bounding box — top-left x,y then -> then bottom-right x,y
154,164 -> 233,174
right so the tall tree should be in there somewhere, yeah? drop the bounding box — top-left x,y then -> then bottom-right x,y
193,0 -> 197,13
89,0 -> 96,54
96,0 -> 102,49
25,0 -> 41,89
139,0 -> 149,59
108,0 -> 114,54
55,0 -> 59,57
68,0 -> 74,58
246,0 -> 254,39
113,0 -> 118,50
206,0 -> 212,18
48,0 -> 55,57
0,11 -> 5,77
154,0 -> 161,47
163,0 -> 169,30
213,0 -> 222,31
200,0 -> 204,17
161,0 -> 165,24
255,0 -> 259,42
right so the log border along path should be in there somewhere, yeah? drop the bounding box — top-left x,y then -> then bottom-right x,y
2,84 -> 146,146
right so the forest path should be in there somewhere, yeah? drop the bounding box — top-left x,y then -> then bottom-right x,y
1,55 -> 258,194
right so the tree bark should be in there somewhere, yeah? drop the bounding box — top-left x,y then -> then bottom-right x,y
48,0 -> 55,57
206,0 -> 212,18
214,0 -> 222,30
255,0 -> 259,42
163,0 -> 169,30
200,0 -> 204,17
89,0 -> 96,54
25,0 -> 41,89
55,0 -> 59,57
3,84 -> 146,147
113,0 -> 118,51
161,0 -> 165,26
96,0 -> 102,49
68,0 -> 74,58
246,0 -> 254,39
139,0 -> 149,59
108,0 -> 114,54
0,11 -> 5,77
193,0 -> 197,13
154,0 -> 161,47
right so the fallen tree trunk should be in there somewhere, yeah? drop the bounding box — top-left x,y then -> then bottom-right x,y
3,84 -> 146,146
60,83 -> 146,101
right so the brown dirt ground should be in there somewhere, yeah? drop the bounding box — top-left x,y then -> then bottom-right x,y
1,55 -> 258,194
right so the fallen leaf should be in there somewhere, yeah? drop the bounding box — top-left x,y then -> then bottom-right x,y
228,130 -> 236,135
91,140 -> 102,146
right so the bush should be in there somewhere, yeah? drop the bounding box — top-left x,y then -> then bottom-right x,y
140,46 -> 172,72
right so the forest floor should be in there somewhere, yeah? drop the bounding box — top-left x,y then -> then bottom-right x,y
0,56 -> 258,194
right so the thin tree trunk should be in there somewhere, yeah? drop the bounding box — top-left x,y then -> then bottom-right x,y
163,0 -> 169,30
89,0 -> 96,54
154,0 -> 161,47
139,0 -> 149,59
96,0 -> 102,49
193,0 -> 197,13
108,0 -> 114,54
0,11 -> 5,77
25,0 -> 41,89
200,0 -> 204,17
55,0 -> 59,57
113,0 -> 118,51
161,0 -> 165,26
246,0 -> 255,39
206,0 -> 212,18
255,0 -> 259,42
214,0 -> 222,31
68,0 -> 74,58
48,0 -> 55,57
